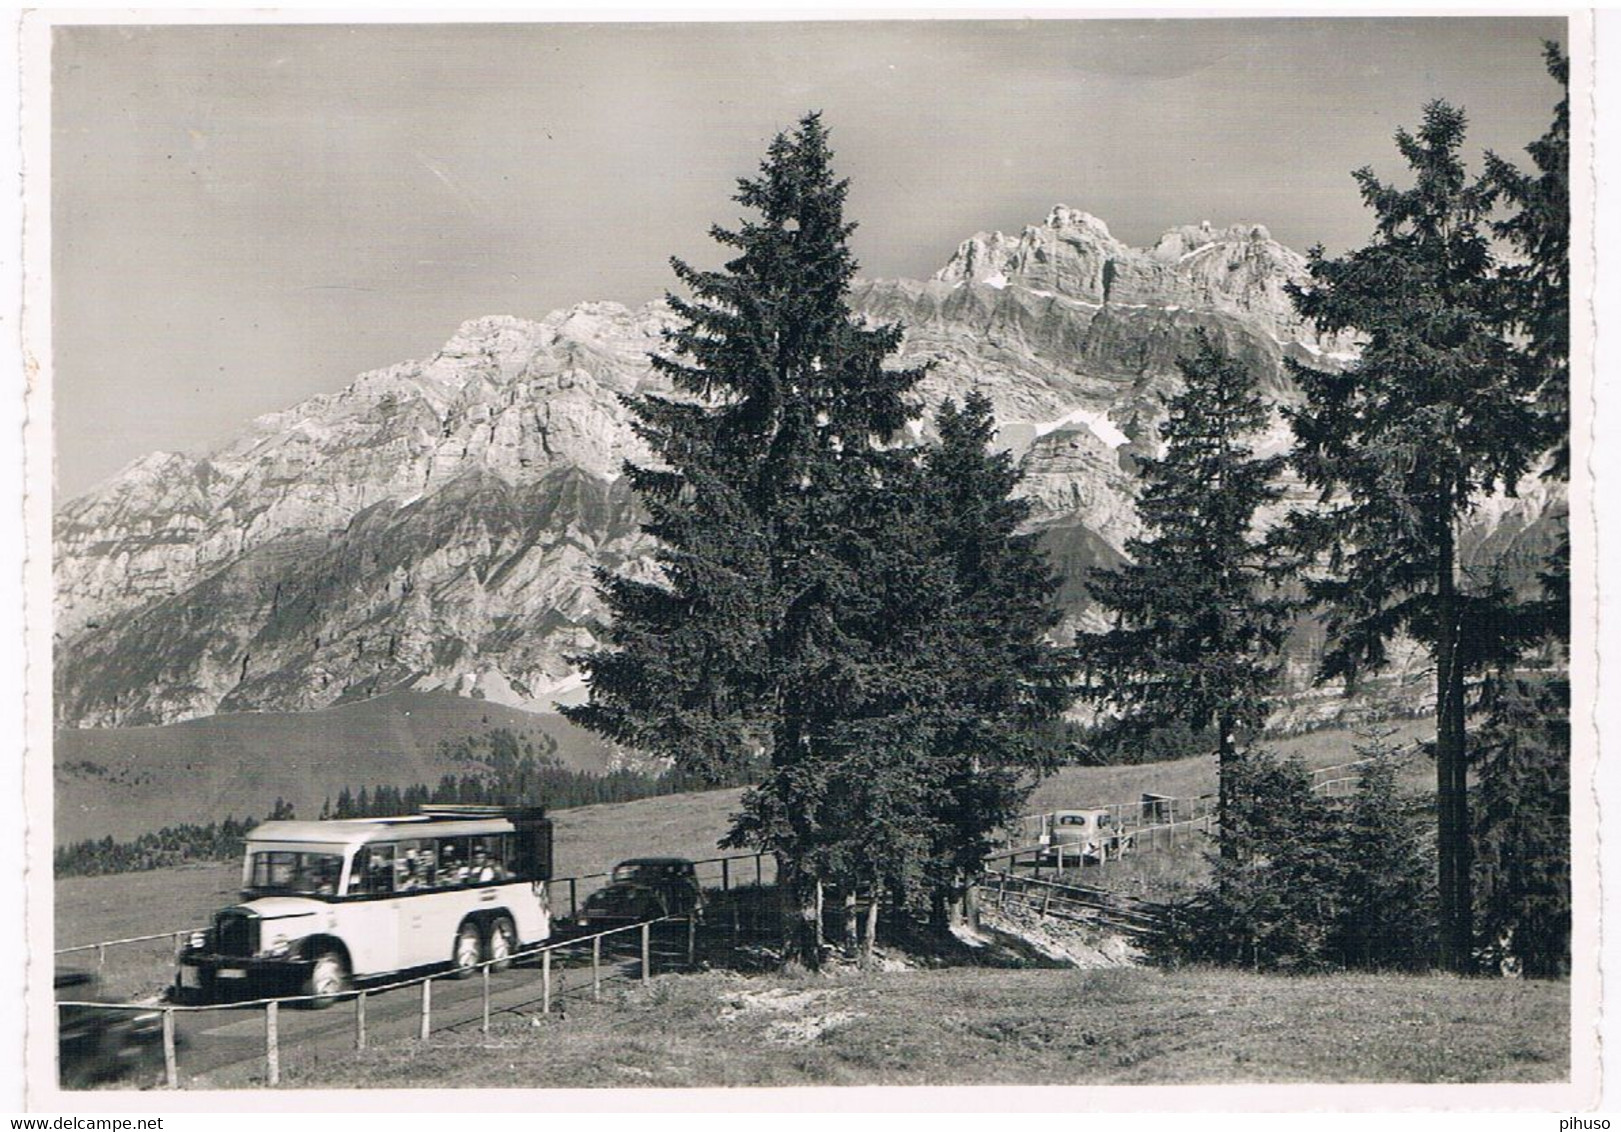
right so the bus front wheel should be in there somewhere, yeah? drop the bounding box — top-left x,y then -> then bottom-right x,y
303,949 -> 349,1010
450,921 -> 481,979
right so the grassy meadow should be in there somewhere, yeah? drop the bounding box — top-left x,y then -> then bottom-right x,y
280,964 -> 1568,1088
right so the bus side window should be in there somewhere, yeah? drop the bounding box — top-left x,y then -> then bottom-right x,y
361,844 -> 395,895
397,839 -> 433,891
437,837 -> 472,886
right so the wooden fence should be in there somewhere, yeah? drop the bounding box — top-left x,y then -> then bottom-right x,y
979,869 -> 1166,936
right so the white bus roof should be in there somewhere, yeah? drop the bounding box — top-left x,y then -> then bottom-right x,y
248,815 -> 524,847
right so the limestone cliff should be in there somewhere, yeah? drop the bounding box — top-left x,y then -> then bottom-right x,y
53,208 -> 1555,728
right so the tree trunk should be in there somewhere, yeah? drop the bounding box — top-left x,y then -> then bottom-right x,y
778,855 -> 822,971
814,879 -> 826,952
928,887 -> 949,935
1217,712 -> 1238,862
947,868 -> 971,930
861,880 -> 880,964
842,889 -> 858,957
1435,501 -> 1473,972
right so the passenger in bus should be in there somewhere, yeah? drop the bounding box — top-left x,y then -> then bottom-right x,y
397,851 -> 426,891
471,848 -> 496,884
440,846 -> 468,885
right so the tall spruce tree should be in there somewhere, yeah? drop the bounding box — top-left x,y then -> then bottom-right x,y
914,394 -> 1076,928
1283,101 -> 1548,971
563,114 -> 928,967
1470,43 -> 1571,979
1486,41 -> 1569,479
1081,333 -> 1292,859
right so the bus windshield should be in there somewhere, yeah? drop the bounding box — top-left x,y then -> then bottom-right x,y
246,849 -> 346,897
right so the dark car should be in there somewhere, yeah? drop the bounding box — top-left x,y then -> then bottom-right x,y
56,970 -> 164,1089
576,857 -> 705,929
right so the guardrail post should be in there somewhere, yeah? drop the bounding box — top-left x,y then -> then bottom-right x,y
481,965 -> 491,1034
721,857 -> 730,892
755,854 -> 763,887
542,948 -> 552,1015
419,977 -> 432,1041
640,922 -> 651,984
162,1007 -> 177,1089
591,935 -> 601,1001
687,915 -> 697,968
96,943 -> 106,971
265,1000 -> 279,1087
355,991 -> 367,1050
569,878 -> 578,921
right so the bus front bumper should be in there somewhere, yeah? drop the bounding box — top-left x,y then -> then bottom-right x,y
177,953 -> 314,996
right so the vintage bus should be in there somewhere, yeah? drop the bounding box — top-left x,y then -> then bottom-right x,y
177,805 -> 553,1006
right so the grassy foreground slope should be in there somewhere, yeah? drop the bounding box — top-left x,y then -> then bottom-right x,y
284,966 -> 1567,1087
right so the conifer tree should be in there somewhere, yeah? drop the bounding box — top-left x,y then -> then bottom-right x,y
914,394 -> 1076,925
1471,46 -> 1571,978
1081,333 -> 1291,859
1284,101 -> 1547,970
564,114 -> 927,966
1486,41 -> 1569,478
1329,744 -> 1437,970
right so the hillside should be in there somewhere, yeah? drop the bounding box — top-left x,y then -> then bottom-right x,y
52,689 -> 620,845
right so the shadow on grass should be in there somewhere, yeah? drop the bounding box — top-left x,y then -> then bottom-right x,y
695,883 -> 1081,973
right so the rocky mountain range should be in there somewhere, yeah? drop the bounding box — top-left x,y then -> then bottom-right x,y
54,207 -> 1558,729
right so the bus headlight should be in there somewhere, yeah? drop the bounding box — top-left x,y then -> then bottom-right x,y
188,931 -> 207,951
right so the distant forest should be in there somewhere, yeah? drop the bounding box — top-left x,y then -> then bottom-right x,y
54,728 -> 753,878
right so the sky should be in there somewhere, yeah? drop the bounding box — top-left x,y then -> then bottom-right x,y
50,16 -> 1568,500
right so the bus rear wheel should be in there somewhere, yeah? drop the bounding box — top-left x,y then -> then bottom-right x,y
486,916 -> 516,971
450,921 -> 481,979
302,949 -> 349,1010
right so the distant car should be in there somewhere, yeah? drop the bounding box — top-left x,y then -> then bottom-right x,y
576,858 -> 705,929
1037,809 -> 1131,865
56,970 -> 164,1089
